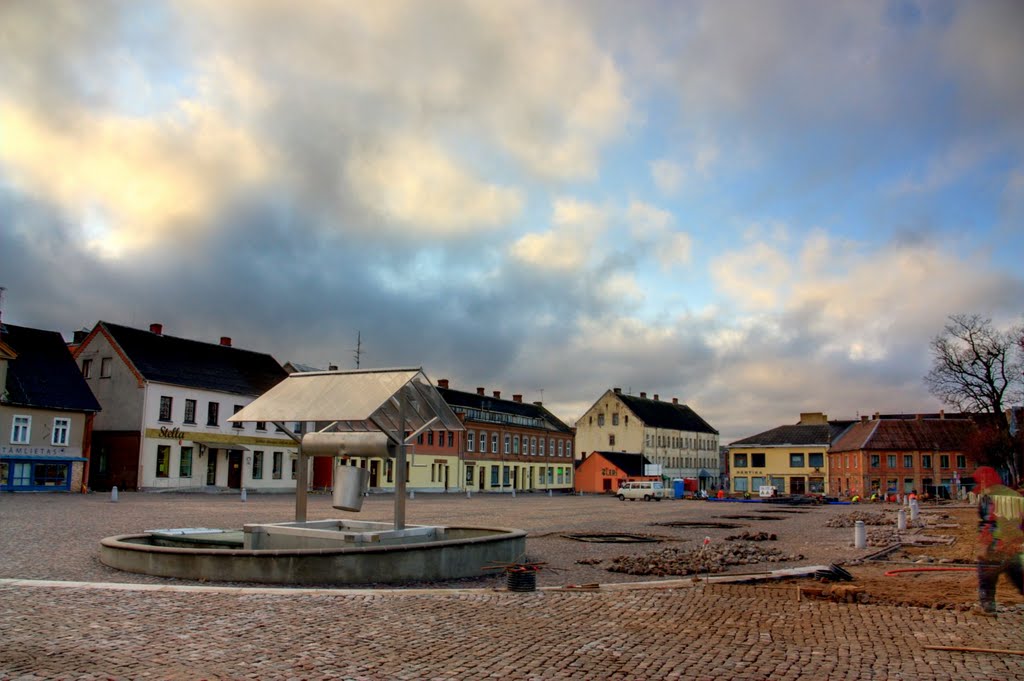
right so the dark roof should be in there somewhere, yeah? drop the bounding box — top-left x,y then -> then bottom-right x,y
437,387 -> 572,433
829,418 -> 978,453
617,393 -> 718,434
1,324 -> 101,412
99,322 -> 287,396
587,451 -> 652,477
729,424 -> 831,447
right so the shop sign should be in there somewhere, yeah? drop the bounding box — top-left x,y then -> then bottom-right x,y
159,426 -> 184,439
1,445 -> 68,456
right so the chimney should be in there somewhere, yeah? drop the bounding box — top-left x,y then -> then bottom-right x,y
73,329 -> 89,344
513,394 -> 522,403
672,397 -> 678,405
328,364 -> 338,371
438,379 -> 449,389
939,409 -> 945,420
493,390 -> 501,399
915,413 -> 923,420
861,415 -> 869,423
477,387 -> 485,396
653,394 -> 660,401
533,400 -> 543,406
149,323 -> 163,335
220,336 -> 232,347
640,392 -> 647,399
613,387 -> 621,394
873,412 -> 880,420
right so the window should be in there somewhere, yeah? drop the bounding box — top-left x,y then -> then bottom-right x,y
207,402 -> 219,426
291,458 -> 297,480
156,445 -> 170,478
159,396 -> 173,422
479,432 -> 488,454
540,438 -> 546,456
184,399 -> 197,424
491,466 -> 499,486
789,453 -> 804,468
940,454 -> 949,469
252,451 -> 263,479
751,476 -> 765,489
608,434 -> 615,447
233,405 -> 244,429
100,357 -> 112,378
870,454 -> 880,468
447,432 -> 454,447
51,418 -> 70,446
467,432 -> 475,452
513,436 -> 520,454
624,415 -> 629,426
956,455 -> 966,468
256,421 -> 266,431
903,454 -> 913,468
558,441 -> 564,457
734,477 -> 749,492
417,433 -> 424,445
427,432 -> 434,446
504,434 -> 511,454
597,413 -> 605,427
273,451 -> 283,479
549,439 -> 555,457
922,454 -> 932,469
887,455 -> 897,468
491,433 -> 498,453
386,459 -> 394,483
612,413 -> 619,426
531,437 -> 537,455
179,447 -> 193,477
809,452 -> 824,468
11,416 -> 30,444
751,453 -> 765,468
502,466 -> 510,486
566,442 -> 572,458
734,452 -> 747,468
81,358 -> 92,378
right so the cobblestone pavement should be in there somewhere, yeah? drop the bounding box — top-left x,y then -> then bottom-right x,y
2,492 -> 1022,679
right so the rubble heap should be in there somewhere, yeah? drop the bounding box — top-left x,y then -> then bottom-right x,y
825,511 -> 892,528
725,531 -> 777,541
608,543 -> 805,576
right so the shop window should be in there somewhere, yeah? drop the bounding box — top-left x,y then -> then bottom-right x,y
11,415 -> 31,444
491,466 -> 499,486
184,399 -> 197,424
32,462 -> 69,488
51,418 -> 70,446
179,447 -> 193,477
273,451 -> 283,479
159,396 -> 173,422
252,451 -> 263,479
734,477 -> 749,492
502,466 -> 510,486
156,445 -> 170,478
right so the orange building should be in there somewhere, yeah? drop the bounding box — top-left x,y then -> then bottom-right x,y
575,451 -> 657,494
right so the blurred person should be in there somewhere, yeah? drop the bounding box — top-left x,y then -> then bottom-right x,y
974,466 -> 1024,616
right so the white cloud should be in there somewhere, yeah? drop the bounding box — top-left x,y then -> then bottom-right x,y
650,159 -> 684,195
510,198 -> 609,272
345,136 -> 523,234
628,201 -> 691,270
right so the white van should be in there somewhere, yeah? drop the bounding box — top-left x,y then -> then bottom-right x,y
617,480 -> 665,501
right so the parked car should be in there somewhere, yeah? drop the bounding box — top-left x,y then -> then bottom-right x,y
617,480 -> 665,501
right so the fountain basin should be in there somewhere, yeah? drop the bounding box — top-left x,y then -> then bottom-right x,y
100,522 -> 526,585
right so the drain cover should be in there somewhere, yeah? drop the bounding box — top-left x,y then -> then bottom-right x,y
563,533 -> 662,543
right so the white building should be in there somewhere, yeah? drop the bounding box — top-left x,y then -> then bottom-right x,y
74,321 -> 301,491
575,388 -> 719,487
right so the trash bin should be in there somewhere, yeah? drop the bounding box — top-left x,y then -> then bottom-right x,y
332,463 -> 370,511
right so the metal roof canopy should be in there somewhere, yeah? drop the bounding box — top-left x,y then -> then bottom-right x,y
228,367 -> 463,439
228,368 -> 464,528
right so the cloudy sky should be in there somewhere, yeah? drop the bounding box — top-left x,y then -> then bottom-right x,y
2,1 -> 1023,443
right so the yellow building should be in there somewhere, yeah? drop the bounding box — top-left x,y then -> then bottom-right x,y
727,413 -> 848,496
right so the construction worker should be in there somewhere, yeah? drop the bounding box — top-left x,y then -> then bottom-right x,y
974,466 -> 1024,616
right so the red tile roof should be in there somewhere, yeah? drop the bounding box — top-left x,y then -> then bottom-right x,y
829,418 -> 977,453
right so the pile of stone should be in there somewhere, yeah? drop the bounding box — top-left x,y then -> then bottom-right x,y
608,544 -> 805,576
725,531 -> 777,541
825,511 -> 891,528
866,527 -> 902,547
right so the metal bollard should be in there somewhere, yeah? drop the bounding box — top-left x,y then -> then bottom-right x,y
910,499 -> 919,521
548,489 -> 552,497
854,520 -> 866,549
241,487 -> 247,502
110,486 -> 119,503
511,488 -> 516,498
466,490 -> 471,499
897,508 -> 907,531
409,490 -> 415,499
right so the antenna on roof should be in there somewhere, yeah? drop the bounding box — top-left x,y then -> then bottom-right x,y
353,331 -> 362,369
0,286 -> 5,326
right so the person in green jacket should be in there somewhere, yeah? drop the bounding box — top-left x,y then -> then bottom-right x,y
974,466 -> 1024,616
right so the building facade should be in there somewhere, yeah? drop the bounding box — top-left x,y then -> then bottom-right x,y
0,324 -> 101,492
574,451 -> 655,494
575,388 -> 719,486
73,321 -> 300,491
727,413 -> 850,496
828,413 -> 980,498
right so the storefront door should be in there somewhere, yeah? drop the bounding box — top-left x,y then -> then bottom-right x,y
227,450 -> 243,489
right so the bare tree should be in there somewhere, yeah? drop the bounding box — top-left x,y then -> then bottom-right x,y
925,314 -> 1024,480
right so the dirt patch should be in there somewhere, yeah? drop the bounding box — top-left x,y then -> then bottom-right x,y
654,521 -> 745,529
716,514 -> 784,521
563,533 -> 663,543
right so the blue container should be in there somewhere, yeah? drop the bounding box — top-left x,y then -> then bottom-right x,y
673,479 -> 685,499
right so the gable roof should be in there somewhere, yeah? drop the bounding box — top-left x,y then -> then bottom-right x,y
438,386 -> 573,433
616,393 -> 718,434
1,324 -> 101,412
729,424 -> 831,447
586,451 -> 652,476
95,321 -> 287,396
829,418 -> 978,453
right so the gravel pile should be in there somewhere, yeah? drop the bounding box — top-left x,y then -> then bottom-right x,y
725,531 -> 777,541
608,543 -> 805,577
825,511 -> 892,527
